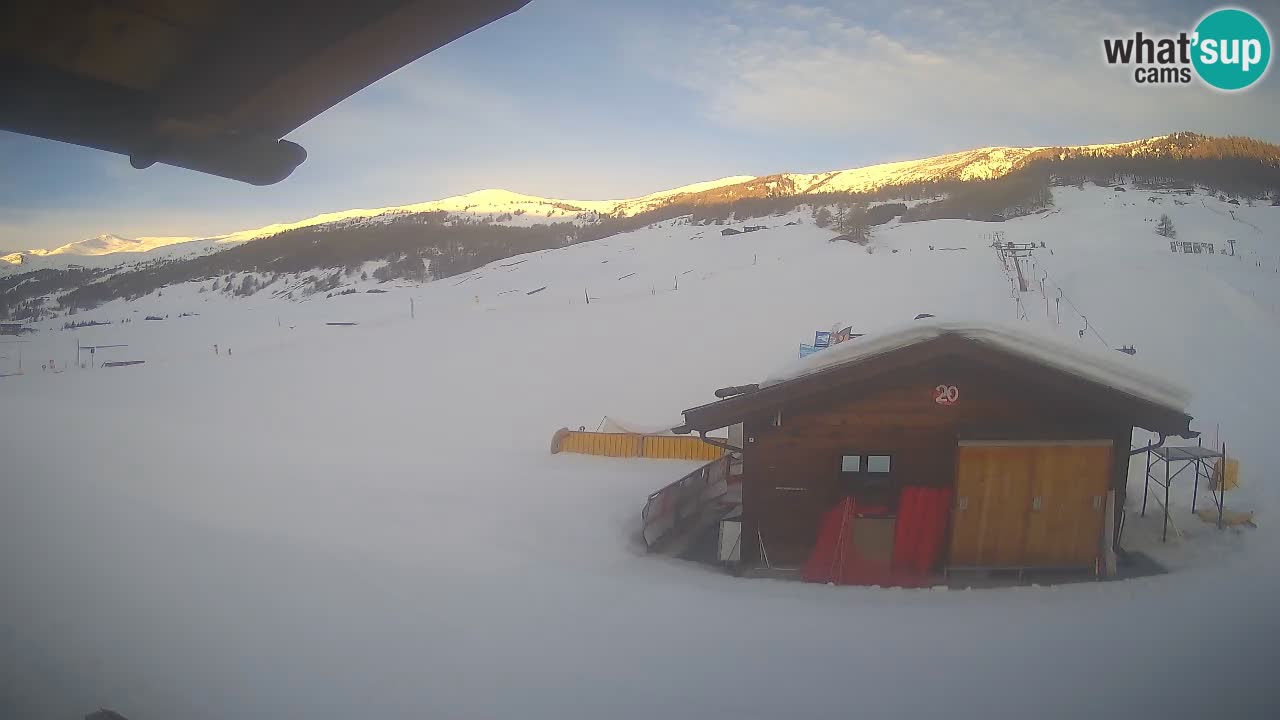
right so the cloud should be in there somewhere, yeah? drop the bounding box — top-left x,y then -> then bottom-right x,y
639,0 -> 1280,147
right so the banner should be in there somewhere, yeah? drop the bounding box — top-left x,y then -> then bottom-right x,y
814,331 -> 831,348
799,344 -> 819,358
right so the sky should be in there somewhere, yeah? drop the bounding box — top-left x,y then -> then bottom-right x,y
3,0 -> 1279,252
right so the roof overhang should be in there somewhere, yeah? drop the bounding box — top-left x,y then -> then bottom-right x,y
674,334 -> 1194,439
0,0 -> 529,184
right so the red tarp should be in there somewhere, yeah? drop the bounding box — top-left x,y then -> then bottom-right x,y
801,498 -> 895,585
892,486 -> 953,582
802,487 -> 953,587
802,497 -> 855,584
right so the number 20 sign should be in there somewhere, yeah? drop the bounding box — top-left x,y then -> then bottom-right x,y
934,384 -> 959,406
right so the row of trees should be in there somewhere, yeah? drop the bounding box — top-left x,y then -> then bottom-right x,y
903,172 -> 1055,222
1025,132 -> 1280,200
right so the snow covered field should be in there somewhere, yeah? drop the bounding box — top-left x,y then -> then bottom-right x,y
3,185 -> 1279,718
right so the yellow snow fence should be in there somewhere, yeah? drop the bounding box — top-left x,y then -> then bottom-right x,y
550,428 -> 726,461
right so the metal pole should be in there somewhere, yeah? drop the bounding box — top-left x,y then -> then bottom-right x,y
1192,459 -> 1200,513
1192,437 -> 1203,514
1163,455 -> 1170,542
1220,442 -> 1227,530
1142,445 -> 1153,516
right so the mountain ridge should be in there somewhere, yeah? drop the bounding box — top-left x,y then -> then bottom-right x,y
6,131 -> 1279,278
8,133 -> 1236,269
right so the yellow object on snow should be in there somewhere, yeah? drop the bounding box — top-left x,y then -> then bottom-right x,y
1196,508 -> 1255,527
550,428 -> 726,461
1211,458 -> 1240,492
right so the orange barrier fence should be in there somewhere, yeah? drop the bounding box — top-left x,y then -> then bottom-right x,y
550,428 -> 726,461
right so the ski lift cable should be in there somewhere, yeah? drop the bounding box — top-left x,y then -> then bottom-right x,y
997,239 -> 1112,350
1036,260 -> 1111,348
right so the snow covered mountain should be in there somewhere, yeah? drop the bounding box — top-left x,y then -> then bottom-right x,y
4,181 -> 1278,719
1,233 -> 201,268
0,134 -> 1206,273
773,136 -> 1189,194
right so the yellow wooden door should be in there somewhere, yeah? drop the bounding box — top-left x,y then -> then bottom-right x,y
950,445 -> 1034,566
951,443 -> 1111,569
1023,445 -> 1111,567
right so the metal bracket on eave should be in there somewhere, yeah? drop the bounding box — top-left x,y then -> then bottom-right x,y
1130,433 -> 1167,456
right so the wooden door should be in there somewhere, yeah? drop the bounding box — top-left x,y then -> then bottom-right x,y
1023,445 -> 1111,567
950,445 -> 1034,566
950,443 -> 1112,569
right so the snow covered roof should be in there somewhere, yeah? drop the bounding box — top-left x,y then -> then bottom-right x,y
762,320 -> 1191,411
678,320 -> 1193,436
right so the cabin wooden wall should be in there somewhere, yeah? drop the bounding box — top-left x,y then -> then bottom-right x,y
740,354 -> 1133,568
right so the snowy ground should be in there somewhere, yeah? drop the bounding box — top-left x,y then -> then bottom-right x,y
3,185 -> 1279,718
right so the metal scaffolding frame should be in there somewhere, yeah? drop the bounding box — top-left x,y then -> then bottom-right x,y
1142,439 -> 1227,542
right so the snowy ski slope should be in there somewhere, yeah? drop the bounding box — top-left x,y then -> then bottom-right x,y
2,184 -> 1279,719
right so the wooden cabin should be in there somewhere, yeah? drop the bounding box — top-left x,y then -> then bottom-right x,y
673,323 -> 1194,582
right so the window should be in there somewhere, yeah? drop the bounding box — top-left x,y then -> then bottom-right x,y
839,454 -> 892,474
